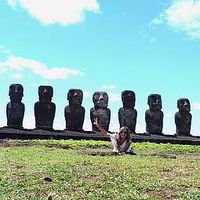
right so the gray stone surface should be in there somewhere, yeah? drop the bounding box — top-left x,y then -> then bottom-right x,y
90,91 -> 111,131
0,127 -> 199,145
34,86 -> 56,130
118,90 -> 137,133
175,98 -> 192,136
6,84 -> 25,129
145,94 -> 163,134
65,89 -> 85,132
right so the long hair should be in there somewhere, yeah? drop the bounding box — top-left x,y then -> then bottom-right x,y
117,126 -> 130,145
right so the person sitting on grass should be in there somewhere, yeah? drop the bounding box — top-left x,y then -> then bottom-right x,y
93,118 -> 134,154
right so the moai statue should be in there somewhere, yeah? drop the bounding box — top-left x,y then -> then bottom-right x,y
145,94 -> 164,134
34,86 -> 56,130
175,98 -> 192,136
6,84 -> 25,129
64,89 -> 85,132
118,90 -> 137,133
90,91 -> 111,132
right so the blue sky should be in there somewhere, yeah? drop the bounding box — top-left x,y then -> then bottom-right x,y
1,0 -> 200,135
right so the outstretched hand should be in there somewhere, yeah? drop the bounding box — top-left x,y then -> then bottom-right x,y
93,118 -> 108,135
93,118 -> 99,127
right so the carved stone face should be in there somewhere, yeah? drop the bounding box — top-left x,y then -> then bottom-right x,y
9,84 -> 24,102
38,86 -> 53,102
177,98 -> 190,112
93,91 -> 108,108
121,90 -> 135,108
67,89 -> 83,106
148,94 -> 162,111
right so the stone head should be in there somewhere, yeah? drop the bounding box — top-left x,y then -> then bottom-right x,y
121,90 -> 135,108
177,98 -> 190,112
9,84 -> 24,102
67,89 -> 83,106
93,91 -> 108,108
148,94 -> 162,111
38,85 -> 53,102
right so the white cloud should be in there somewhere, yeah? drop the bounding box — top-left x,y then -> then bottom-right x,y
149,38 -> 156,43
141,31 -> 157,44
151,0 -> 200,39
53,116 -> 65,130
0,56 -> 84,79
108,92 -> 121,102
83,114 -> 92,131
165,112 -> 173,118
0,67 -> 7,74
109,119 -> 120,132
7,0 -> 100,25
135,122 -> 146,133
101,84 -> 116,90
192,102 -> 200,110
83,90 -> 91,98
0,45 -> 11,55
151,16 -> 164,25
12,73 -> 23,80
23,115 -> 35,129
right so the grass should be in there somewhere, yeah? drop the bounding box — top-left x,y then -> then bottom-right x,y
0,139 -> 200,199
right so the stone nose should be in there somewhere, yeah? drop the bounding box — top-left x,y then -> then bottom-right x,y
73,92 -> 78,97
43,88 -> 48,93
183,101 -> 187,106
98,94 -> 104,100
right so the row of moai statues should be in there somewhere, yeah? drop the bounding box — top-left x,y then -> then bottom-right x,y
6,84 -> 192,136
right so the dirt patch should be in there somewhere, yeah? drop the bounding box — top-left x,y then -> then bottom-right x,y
44,143 -> 71,150
0,139 -> 71,150
149,153 -> 177,159
147,188 -> 177,199
0,139 -> 37,147
86,151 -> 119,156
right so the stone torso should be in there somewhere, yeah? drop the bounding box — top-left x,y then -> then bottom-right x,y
6,84 -> 25,129
64,89 -> 85,132
90,91 -> 111,132
34,101 -> 56,130
145,94 -> 163,134
175,112 -> 192,135
175,98 -> 192,136
7,102 -> 25,128
65,105 -> 85,131
34,86 -> 56,130
118,90 -> 137,133
118,108 -> 137,133
90,107 -> 111,131
145,109 -> 163,133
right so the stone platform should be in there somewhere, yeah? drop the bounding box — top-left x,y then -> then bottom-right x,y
0,127 -> 200,145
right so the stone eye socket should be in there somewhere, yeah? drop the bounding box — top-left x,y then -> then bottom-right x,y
94,94 -> 100,99
103,94 -> 107,99
73,92 -> 78,97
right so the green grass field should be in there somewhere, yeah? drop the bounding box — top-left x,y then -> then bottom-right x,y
0,139 -> 200,200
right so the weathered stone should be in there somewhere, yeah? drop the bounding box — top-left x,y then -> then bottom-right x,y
175,98 -> 192,136
65,89 -> 85,132
118,90 -> 137,133
34,86 -> 56,130
145,94 -> 163,134
90,91 -> 111,131
6,84 -> 25,129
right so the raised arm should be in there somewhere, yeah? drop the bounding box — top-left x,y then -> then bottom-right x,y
93,118 -> 108,136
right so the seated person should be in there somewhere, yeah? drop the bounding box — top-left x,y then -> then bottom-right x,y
94,118 -> 133,154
